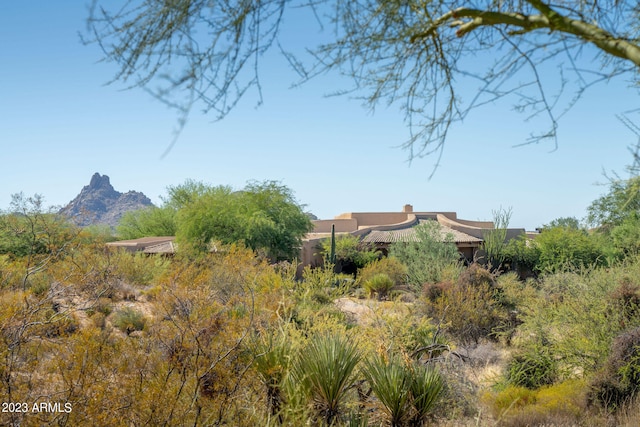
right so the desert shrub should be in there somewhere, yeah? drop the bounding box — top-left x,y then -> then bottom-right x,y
609,277 -> 640,327
486,385 -> 537,418
535,226 -> 607,273
358,257 -> 407,287
458,263 -> 495,288
506,346 -> 558,389
504,234 -> 541,277
510,266 -> 640,386
363,273 -> 395,300
485,380 -> 586,427
111,251 -> 170,286
292,266 -> 356,330
426,268 -> 507,345
302,265 -> 354,294
320,234 -> 379,270
28,273 -> 51,296
589,327 -> 640,410
495,272 -> 536,307
423,281 -> 453,303
390,221 -> 462,289
112,307 -> 146,334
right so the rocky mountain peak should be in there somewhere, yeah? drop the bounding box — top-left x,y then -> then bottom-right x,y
88,172 -> 114,192
60,173 -> 154,227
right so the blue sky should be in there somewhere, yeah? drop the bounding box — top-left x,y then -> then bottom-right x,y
1,3 -> 638,230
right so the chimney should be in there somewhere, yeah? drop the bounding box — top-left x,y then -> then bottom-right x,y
402,204 -> 413,213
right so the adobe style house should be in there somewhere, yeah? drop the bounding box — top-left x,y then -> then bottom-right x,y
105,205 -> 525,268
301,204 -> 525,267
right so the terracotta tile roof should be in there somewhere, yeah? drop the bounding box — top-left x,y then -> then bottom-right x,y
361,220 -> 482,245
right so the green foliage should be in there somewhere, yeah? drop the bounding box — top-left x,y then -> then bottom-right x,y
589,327 -> 640,410
252,331 -> 293,421
320,234 -> 379,269
485,380 -> 585,426
534,226 -> 606,273
175,180 -> 312,261
116,206 -> 177,239
542,216 -> 581,230
292,333 -> 362,425
390,221 -> 462,288
0,193 -> 76,258
80,224 -> 117,243
408,363 -> 445,423
363,354 -> 444,426
509,262 -> 640,394
504,234 -> 541,276
426,264 -> 508,345
362,273 -> 394,300
0,193 -> 79,293
482,207 -> 512,270
610,214 -> 640,256
363,355 -> 412,426
588,176 -> 640,228
507,346 -> 558,389
112,307 -> 146,334
358,256 -> 407,288
111,251 -> 171,287
164,179 -> 210,209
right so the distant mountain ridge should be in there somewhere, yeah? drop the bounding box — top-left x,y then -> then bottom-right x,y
60,173 -> 153,227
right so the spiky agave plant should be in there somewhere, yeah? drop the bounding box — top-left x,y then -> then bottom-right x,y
293,332 -> 362,425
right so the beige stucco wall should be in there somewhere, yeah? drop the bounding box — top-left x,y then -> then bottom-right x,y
333,212 -> 409,225
312,219 -> 359,233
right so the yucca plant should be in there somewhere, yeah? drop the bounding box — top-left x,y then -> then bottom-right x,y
364,355 -> 445,427
409,364 -> 444,425
293,333 -> 362,425
112,307 -> 146,334
252,333 -> 292,422
363,355 -> 412,426
363,273 -> 395,300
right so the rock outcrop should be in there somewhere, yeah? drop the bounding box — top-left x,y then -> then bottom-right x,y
60,173 -> 154,227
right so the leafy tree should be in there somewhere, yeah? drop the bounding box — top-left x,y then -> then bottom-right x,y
390,221 -> 461,287
113,180 -> 312,260
116,205 -> 177,239
535,226 -> 606,273
0,193 -> 78,289
610,214 -> 640,256
543,216 -> 582,230
176,180 -> 312,260
164,179 -> 211,210
88,1 -> 640,161
588,176 -> 640,228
